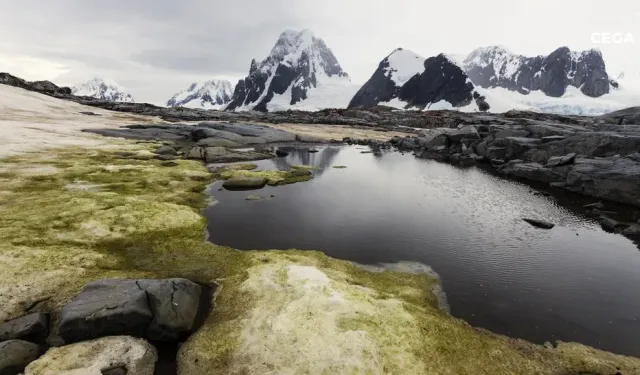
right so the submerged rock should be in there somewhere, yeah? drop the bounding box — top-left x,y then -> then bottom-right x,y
0,340 -> 41,375
275,149 -> 289,157
598,216 -> 625,232
522,218 -> 555,229
24,336 -> 156,375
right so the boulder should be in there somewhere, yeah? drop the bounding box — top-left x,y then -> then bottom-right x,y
504,137 -> 542,160
599,216 -> 625,232
500,162 -> 564,184
222,177 -> 268,190
623,224 -> 640,235
424,134 -> 449,150
475,141 -> 488,157
275,149 -> 289,157
196,138 -> 242,148
546,153 -> 576,168
58,280 -> 153,343
522,218 -> 555,229
495,129 -> 529,139
186,146 -> 228,161
24,336 -> 156,375
135,279 -> 202,341
448,125 -> 480,143
58,278 -> 202,343
486,147 -> 507,160
154,146 -> 177,156
0,340 -> 40,375
153,154 -> 178,161
0,313 -> 48,343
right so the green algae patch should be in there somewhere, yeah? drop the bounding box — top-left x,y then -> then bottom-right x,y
291,165 -> 319,171
2,143 -> 640,375
214,165 -> 313,186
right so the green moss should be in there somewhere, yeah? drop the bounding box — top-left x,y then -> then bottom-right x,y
291,165 -> 319,171
214,165 -> 313,186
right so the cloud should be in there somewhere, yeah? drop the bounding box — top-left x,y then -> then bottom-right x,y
0,0 -> 638,104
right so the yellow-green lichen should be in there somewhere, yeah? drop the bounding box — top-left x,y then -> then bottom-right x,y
2,141 -> 640,375
214,165 -> 313,186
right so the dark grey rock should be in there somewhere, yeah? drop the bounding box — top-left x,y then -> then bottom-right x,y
623,224 -> 640,235
546,153 -> 576,168
486,147 -> 507,160
154,146 -> 177,156
153,154 -> 178,161
58,280 -> 153,343
0,340 -> 40,375
599,216 -> 625,232
222,177 -> 268,190
102,366 -> 127,375
275,149 -> 289,157
583,202 -> 605,209
501,162 -> 564,184
135,279 -> 201,341
449,125 -> 480,143
160,161 -> 179,167
0,313 -> 48,343
522,218 -> 555,229
542,135 -> 568,143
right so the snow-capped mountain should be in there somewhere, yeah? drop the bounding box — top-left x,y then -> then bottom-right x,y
226,29 -> 358,112
166,80 -> 233,109
463,46 -> 610,98
349,48 -> 490,111
71,77 -> 135,102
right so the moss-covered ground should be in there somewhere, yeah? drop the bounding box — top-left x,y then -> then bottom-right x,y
1,141 -> 639,374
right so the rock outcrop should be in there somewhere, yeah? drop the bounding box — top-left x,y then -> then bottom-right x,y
72,77 -> 135,103
349,49 -> 490,111
463,46 -> 610,97
226,29 -> 352,112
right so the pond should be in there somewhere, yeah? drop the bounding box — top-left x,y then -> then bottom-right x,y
204,145 -> 640,356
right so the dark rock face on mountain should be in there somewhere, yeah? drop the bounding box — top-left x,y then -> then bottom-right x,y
166,80 -> 233,109
464,46 -> 610,97
0,72 -> 72,96
349,49 -> 489,111
226,29 -> 350,112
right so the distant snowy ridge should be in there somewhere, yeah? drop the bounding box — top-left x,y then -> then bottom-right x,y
72,77 -> 135,103
349,48 -> 490,112
167,80 -> 233,109
227,29 -> 356,112
463,46 -> 610,98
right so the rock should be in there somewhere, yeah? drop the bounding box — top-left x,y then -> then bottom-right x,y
565,157 -> 640,207
101,367 -> 127,375
522,218 -> 555,229
448,125 -> 480,143
153,154 -> 178,161
545,153 -> 576,168
196,138 -> 242,148
361,151 -> 374,154
0,313 -> 48,343
135,279 -> 201,341
24,336 -> 156,375
308,149 -> 320,153
222,177 -> 268,190
59,280 -> 152,343
0,340 -> 40,375
424,134 -> 449,150
623,224 -> 640,235
541,135 -> 568,143
495,129 -> 529,139
486,147 -> 507,160
501,162 -> 564,184
504,137 -> 542,160
154,146 -> 177,156
275,149 -> 289,157
475,141 -> 488,157
160,161 -> 179,167
186,146 -> 228,161
58,278 -> 201,343
583,202 -> 605,210
246,195 -> 264,201
599,216 -> 626,232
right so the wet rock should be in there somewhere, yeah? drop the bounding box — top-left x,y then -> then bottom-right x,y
0,340 -> 41,375
196,138 -> 242,148
541,135 -> 568,143
154,146 -> 177,156
599,216 -> 626,232
546,153 -> 576,168
623,224 -> 640,235
449,125 -> 480,143
501,162 -> 564,184
486,146 -> 507,160
222,177 -> 268,190
308,149 -> 320,153
565,157 -> 640,207
246,195 -> 264,201
24,336 -> 156,375
583,202 -> 605,210
522,218 -> 555,229
504,137 -> 542,160
0,312 -> 48,343
275,149 -> 289,157
58,278 -> 201,343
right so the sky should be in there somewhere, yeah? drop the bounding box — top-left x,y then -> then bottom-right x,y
0,0 -> 638,105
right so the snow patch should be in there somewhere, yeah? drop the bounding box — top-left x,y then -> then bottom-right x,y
72,77 -> 134,103
385,49 -> 425,86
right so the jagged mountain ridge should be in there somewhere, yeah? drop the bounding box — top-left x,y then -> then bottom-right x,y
167,80 -> 234,109
463,46 -> 610,98
349,48 -> 489,111
226,29 -> 352,112
72,77 -> 135,103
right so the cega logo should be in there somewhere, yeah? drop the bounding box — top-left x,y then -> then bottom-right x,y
591,32 -> 635,44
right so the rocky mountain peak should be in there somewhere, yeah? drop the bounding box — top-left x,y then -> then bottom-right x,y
72,77 -> 135,103
166,79 -> 234,109
226,29 -> 350,112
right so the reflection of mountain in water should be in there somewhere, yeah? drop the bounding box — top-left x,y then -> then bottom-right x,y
272,146 -> 342,177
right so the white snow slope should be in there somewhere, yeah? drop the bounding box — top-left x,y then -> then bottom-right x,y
267,75 -> 360,111
166,80 -> 233,109
385,48 -> 425,87
72,77 -> 135,103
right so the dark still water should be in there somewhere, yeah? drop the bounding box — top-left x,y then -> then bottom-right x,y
205,145 -> 640,356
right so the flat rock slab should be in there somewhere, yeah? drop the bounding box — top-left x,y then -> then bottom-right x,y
24,336 -> 156,375
59,278 -> 201,343
522,218 -> 555,229
0,312 -> 48,343
0,340 -> 40,375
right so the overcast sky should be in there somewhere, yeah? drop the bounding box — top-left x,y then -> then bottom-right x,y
1,0 -> 638,105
